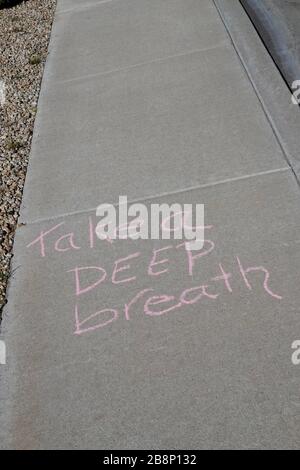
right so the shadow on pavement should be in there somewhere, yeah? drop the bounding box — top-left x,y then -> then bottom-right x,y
0,0 -> 28,10
241,0 -> 300,91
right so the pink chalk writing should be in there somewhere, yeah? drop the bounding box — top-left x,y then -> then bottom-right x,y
26,222 -> 65,257
212,263 -> 233,293
112,252 -> 141,284
68,266 -> 107,296
25,217 -> 283,336
144,294 -> 182,316
74,304 -> 118,336
54,232 -> 81,253
148,245 -> 172,277
70,254 -> 282,335
124,288 -> 154,321
180,284 -> 219,305
183,239 -> 215,276
236,256 -> 282,300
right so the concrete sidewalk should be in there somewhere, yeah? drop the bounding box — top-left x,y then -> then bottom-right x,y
1,0 -> 300,449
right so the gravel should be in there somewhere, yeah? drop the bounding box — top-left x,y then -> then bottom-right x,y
0,0 -> 56,318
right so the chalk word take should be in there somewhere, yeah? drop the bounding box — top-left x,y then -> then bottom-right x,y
96,196 -> 205,251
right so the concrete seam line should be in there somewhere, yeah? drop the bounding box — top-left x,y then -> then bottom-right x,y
49,42 -> 230,86
57,0 -> 121,15
19,167 -> 291,227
